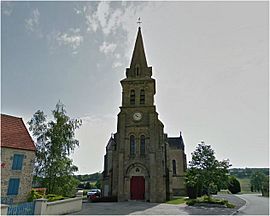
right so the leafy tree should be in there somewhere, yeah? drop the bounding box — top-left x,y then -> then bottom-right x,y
28,101 -> 82,196
228,176 -> 241,194
187,141 -> 230,197
95,179 -> 101,189
262,176 -> 269,197
85,182 -> 92,189
250,171 -> 267,192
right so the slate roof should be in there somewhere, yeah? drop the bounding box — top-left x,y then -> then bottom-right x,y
168,135 -> 185,150
1,114 -> 36,151
130,27 -> 148,68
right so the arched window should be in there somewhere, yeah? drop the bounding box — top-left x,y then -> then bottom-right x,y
130,90 -> 135,105
140,135 -> 145,155
130,135 -> 135,155
172,160 -> 177,175
140,89 -> 145,104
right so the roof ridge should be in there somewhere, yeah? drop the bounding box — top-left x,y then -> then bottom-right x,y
1,113 -> 22,119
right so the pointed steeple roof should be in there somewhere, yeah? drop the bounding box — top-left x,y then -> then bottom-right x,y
130,27 -> 148,68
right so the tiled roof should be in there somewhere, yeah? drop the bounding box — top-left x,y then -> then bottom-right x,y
1,114 -> 36,151
168,136 -> 185,150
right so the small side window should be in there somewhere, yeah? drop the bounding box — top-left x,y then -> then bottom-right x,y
130,90 -> 135,105
172,160 -> 177,175
130,135 -> 135,155
12,154 -> 24,170
7,178 -> 20,195
140,90 -> 145,104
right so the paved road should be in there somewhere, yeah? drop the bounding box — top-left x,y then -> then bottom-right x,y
235,194 -> 269,215
73,194 -> 245,215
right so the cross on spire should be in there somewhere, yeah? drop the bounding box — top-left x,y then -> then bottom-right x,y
137,17 -> 142,27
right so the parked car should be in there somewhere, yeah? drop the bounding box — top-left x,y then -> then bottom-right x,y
87,189 -> 101,201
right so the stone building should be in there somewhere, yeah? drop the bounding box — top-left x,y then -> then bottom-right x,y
102,27 -> 187,202
1,114 -> 36,204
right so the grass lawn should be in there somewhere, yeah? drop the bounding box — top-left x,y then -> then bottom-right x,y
166,197 -> 187,204
237,178 -> 253,193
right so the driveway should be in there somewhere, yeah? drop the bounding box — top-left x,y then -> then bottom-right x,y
235,194 -> 269,215
73,195 -> 245,215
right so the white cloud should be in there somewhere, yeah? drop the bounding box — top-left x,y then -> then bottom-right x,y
2,2 -> 13,16
56,29 -> 83,53
48,28 -> 84,55
25,8 -> 40,32
99,42 -> 116,54
112,62 -> 123,68
83,2 -> 123,35
96,1 -> 110,28
86,13 -> 99,32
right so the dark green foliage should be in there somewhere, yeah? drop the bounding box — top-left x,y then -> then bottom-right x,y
229,168 -> 269,179
95,179 -> 101,189
262,176 -> 269,197
45,194 -> 65,202
186,142 -> 230,197
186,195 -> 235,208
85,182 -> 92,189
75,172 -> 102,182
28,101 -> 82,197
27,189 -> 44,202
228,176 -> 241,194
250,171 -> 267,193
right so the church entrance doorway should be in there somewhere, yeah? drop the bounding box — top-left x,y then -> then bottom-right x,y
130,176 -> 145,200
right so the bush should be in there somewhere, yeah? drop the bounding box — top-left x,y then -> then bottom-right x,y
45,194 -> 65,202
186,195 -> 235,208
27,189 -> 44,202
228,176 -> 241,194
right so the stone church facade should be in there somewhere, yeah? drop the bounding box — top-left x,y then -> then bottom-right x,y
102,27 -> 187,202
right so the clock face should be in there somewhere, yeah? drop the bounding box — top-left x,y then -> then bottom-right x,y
133,112 -> 142,121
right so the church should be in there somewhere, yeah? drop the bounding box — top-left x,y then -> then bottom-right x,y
101,26 -> 187,202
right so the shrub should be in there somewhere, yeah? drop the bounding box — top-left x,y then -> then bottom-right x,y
186,195 -> 235,208
45,194 -> 65,202
228,176 -> 241,194
27,189 -> 44,202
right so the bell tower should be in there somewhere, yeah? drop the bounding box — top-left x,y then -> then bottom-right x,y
113,26 -> 167,202
102,25 -> 187,203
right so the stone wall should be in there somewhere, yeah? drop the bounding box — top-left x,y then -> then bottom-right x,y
1,147 -> 35,203
168,148 -> 186,196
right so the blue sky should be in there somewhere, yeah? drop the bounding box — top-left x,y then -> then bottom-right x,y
1,1 -> 269,174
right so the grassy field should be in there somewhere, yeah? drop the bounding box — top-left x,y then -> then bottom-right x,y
237,178 -> 252,193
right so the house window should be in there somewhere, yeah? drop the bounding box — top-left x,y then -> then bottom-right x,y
7,178 -> 20,195
12,154 -> 24,170
172,160 -> 177,175
140,90 -> 145,104
130,135 -> 135,155
130,90 -> 135,105
140,135 -> 145,155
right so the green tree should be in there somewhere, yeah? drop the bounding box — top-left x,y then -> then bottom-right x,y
262,176 -> 269,197
95,179 -> 101,189
187,141 -> 230,196
250,171 -> 267,192
228,176 -> 241,194
28,101 -> 82,196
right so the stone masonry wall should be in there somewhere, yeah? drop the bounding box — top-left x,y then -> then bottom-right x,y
1,147 -> 35,203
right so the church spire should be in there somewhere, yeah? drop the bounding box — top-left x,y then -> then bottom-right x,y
130,27 -> 148,68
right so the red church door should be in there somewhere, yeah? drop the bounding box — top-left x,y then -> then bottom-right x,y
130,176 -> 145,200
